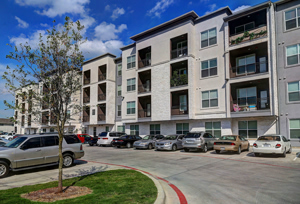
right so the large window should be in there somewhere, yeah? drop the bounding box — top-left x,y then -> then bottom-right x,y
127,78 -> 136,92
127,55 -> 136,69
117,125 -> 125,133
289,119 -> 300,139
202,90 -> 218,108
117,64 -> 122,76
180,95 -> 187,111
238,121 -> 257,138
176,123 -> 189,134
236,54 -> 256,75
117,85 -> 122,96
205,122 -> 221,138
235,22 -> 255,34
117,105 -> 122,116
201,58 -> 217,78
288,81 -> 300,102
201,28 -> 217,48
285,7 -> 300,30
130,125 -> 139,135
127,101 -> 135,114
150,124 -> 160,135
237,87 -> 257,106
286,44 -> 300,66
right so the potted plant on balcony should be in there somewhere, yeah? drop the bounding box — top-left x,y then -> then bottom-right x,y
170,71 -> 188,87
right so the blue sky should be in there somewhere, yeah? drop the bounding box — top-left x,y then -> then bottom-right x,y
0,0 -> 267,118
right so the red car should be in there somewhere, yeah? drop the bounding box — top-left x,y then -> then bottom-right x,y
77,134 -> 92,143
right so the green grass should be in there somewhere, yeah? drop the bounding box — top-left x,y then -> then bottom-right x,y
0,169 -> 157,204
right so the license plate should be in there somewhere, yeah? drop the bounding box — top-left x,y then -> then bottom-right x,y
186,140 -> 194,143
220,147 -> 225,150
263,144 -> 271,147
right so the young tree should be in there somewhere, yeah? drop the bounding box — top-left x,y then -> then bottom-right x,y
3,17 -> 85,193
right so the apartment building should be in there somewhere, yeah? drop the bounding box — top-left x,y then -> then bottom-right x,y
275,0 -> 300,146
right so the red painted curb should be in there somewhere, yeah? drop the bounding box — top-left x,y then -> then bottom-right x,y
80,160 -> 188,204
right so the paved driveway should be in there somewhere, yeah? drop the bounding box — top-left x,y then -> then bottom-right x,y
1,145 -> 300,204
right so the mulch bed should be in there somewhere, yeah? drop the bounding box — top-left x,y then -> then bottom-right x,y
21,186 -> 92,203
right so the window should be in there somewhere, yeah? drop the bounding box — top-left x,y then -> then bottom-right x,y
236,54 -> 256,75
117,85 -> 122,96
117,105 -> 121,116
288,81 -> 300,102
64,135 -> 81,144
42,136 -> 59,147
117,125 -> 125,132
201,58 -> 217,78
235,22 -> 255,34
68,127 -> 73,133
127,78 -> 136,92
201,28 -> 217,48
23,137 -> 41,149
285,7 -> 300,30
289,119 -> 300,139
130,125 -> 139,135
150,124 -> 160,135
106,126 -> 109,132
127,55 -> 136,69
202,90 -> 218,108
205,122 -> 221,138
238,121 -> 257,138
43,128 -> 46,133
50,128 -> 55,132
237,87 -> 257,106
93,127 -> 96,136
117,64 -> 122,76
286,44 -> 300,66
179,95 -> 187,111
127,101 -> 136,114
176,123 -> 189,134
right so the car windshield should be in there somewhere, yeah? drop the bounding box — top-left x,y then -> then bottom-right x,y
3,137 -> 27,148
220,136 -> 237,140
257,136 -> 280,141
164,135 -> 178,140
143,135 -> 154,140
185,133 -> 201,138
98,132 -> 108,137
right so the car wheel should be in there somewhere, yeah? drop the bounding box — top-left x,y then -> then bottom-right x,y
172,145 -> 177,151
184,148 -> 189,152
0,161 -> 9,178
254,153 -> 260,157
215,150 -> 220,154
117,146 -> 120,148
237,146 -> 241,154
89,143 -> 94,146
63,154 -> 74,168
282,149 -> 286,158
148,143 -> 153,150
126,143 -> 131,148
203,144 -> 207,153
287,146 -> 292,154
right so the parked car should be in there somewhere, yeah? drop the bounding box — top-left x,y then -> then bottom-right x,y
1,132 -> 15,141
0,134 -> 84,178
253,135 -> 292,157
182,132 -> 217,152
214,135 -> 249,154
155,134 -> 185,151
133,135 -> 165,149
13,134 -> 23,139
112,135 -> 142,148
76,134 -> 92,144
97,132 -> 126,147
0,138 -> 9,147
88,136 -> 98,146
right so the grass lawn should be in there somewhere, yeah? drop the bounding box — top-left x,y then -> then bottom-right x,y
0,169 -> 157,204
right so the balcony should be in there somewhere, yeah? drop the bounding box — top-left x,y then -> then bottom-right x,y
228,9 -> 267,46
170,34 -> 188,60
83,97 -> 90,103
230,61 -> 268,78
138,70 -> 151,94
83,87 -> 90,104
22,103 -> 26,114
98,65 -> 107,82
171,90 -> 188,116
138,47 -> 151,69
98,94 -> 106,101
170,60 -> 188,87
98,83 -> 106,101
98,104 -> 106,122
42,112 -> 49,125
83,70 -> 90,85
138,84 -> 151,93
231,98 -> 270,112
171,105 -> 188,115
82,116 -> 90,122
138,95 -> 151,118
138,109 -> 151,118
98,114 -> 106,121
28,115 -> 31,126
21,116 -> 25,126
98,74 -> 106,81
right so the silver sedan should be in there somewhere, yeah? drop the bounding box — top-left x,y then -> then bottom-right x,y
155,134 -> 185,151
133,135 -> 164,149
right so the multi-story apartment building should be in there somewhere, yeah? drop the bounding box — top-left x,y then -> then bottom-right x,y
275,0 -> 300,147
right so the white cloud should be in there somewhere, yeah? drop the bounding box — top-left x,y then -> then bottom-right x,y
147,0 -> 174,18
10,30 -> 47,49
15,0 -> 90,18
105,5 -> 110,11
232,5 -> 251,13
15,16 -> 29,28
94,22 -> 127,41
111,8 -> 125,20
205,4 -> 217,15
40,23 -> 49,27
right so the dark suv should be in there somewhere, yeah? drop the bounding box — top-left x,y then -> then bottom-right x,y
182,132 -> 217,152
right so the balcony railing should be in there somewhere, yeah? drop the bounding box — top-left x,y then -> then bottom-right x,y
138,109 -> 151,118
98,94 -> 106,101
138,84 -> 151,93
83,97 -> 90,103
231,97 -> 270,112
230,62 -> 268,78
171,46 -> 187,59
83,116 -> 90,122
84,78 -> 90,85
170,74 -> 188,87
98,74 -> 106,81
171,105 -> 188,115
138,59 -> 151,68
230,25 -> 267,46
98,114 -> 106,121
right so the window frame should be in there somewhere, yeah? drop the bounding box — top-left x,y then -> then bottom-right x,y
117,105 -> 121,117
201,58 -> 217,78
127,101 -> 136,115
289,119 -> 300,139
205,122 -> 221,138
117,125 -> 125,133
117,64 -> 122,76
127,55 -> 136,69
235,22 -> 255,35
150,124 -> 160,135
176,123 -> 189,134
284,7 -> 300,31
201,27 -> 217,48
286,44 -> 300,66
238,120 -> 257,139
287,81 -> 300,102
236,54 -> 256,75
202,89 -> 218,108
117,85 -> 122,96
130,125 -> 139,135
127,78 -> 136,92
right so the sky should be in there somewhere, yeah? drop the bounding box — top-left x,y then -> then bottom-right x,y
0,0 -> 268,118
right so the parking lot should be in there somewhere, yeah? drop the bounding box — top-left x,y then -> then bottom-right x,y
1,145 -> 300,204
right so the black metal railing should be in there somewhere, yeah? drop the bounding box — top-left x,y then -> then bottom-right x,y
84,78 -> 90,85
138,58 -> 151,68
83,97 -> 90,103
171,105 -> 188,115
171,46 -> 187,59
98,74 -> 106,81
138,84 -> 151,93
231,97 -> 270,112
98,114 -> 106,121
170,74 -> 188,87
98,94 -> 106,101
83,116 -> 89,122
230,62 -> 268,78
138,109 -> 151,118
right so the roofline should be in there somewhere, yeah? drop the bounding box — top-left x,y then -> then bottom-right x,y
224,1 -> 271,22
194,7 -> 232,23
274,0 -> 294,6
83,53 -> 116,65
130,11 -> 199,42
114,57 -> 122,61
120,43 -> 136,51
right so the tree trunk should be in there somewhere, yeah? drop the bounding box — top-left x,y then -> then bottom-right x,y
57,134 -> 63,193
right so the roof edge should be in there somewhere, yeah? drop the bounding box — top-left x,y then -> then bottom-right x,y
194,6 -> 232,22
120,43 -> 136,51
83,53 -> 116,65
